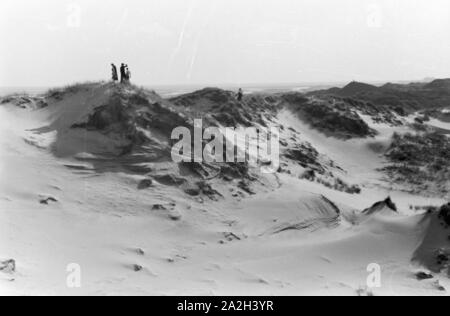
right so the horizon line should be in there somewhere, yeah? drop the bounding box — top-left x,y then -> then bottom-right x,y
0,77 -> 445,90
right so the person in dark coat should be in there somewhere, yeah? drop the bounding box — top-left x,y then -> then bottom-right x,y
111,64 -> 118,82
120,63 -> 126,83
237,88 -> 244,102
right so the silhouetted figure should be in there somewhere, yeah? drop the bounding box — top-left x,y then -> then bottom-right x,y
111,64 -> 118,82
237,88 -> 243,102
120,63 -> 126,83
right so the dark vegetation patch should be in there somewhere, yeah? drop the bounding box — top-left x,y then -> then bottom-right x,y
300,169 -> 361,195
0,259 -> 16,273
282,93 -> 377,139
284,143 -> 322,171
438,203 -> 450,226
46,82 -> 99,101
421,108 -> 450,123
170,88 -> 277,128
415,272 -> 434,281
341,97 -> 404,125
382,132 -> 450,196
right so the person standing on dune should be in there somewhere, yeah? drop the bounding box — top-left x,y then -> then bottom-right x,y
111,64 -> 118,82
120,63 -> 126,83
237,88 -> 244,102
125,65 -> 131,83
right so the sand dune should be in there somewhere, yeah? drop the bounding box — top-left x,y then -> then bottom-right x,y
0,83 -> 449,296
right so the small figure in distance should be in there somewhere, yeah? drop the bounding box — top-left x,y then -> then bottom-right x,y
236,88 -> 244,102
111,63 -> 118,82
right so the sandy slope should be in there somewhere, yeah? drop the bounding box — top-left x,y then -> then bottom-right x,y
0,89 -> 449,296
428,118 -> 450,134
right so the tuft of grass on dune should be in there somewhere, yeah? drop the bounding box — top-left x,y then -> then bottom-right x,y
45,81 -> 108,100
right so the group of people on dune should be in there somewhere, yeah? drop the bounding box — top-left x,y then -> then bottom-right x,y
111,63 -> 131,83
110,63 -> 244,101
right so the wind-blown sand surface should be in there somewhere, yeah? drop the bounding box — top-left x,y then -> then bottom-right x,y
0,84 -> 449,296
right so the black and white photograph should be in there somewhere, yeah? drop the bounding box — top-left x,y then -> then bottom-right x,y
1,0 -> 450,299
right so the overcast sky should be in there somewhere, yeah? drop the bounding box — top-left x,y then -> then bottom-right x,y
1,0 -> 450,87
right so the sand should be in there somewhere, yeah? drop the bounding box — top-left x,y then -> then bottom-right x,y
0,86 -> 449,296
